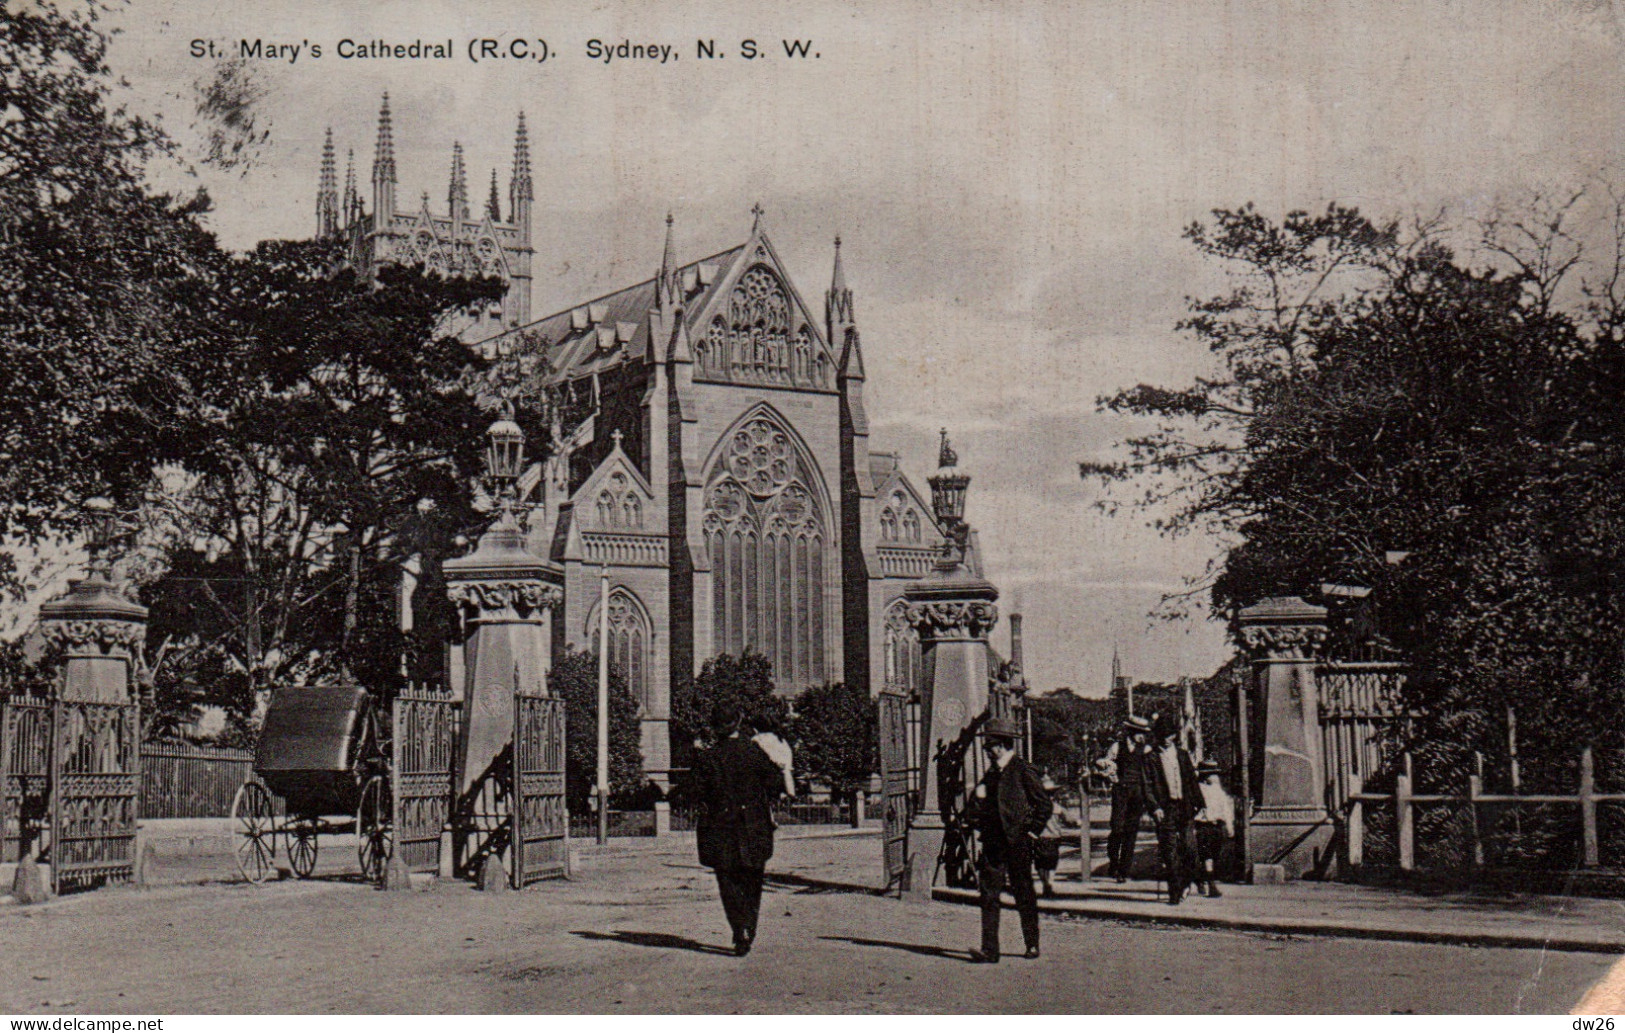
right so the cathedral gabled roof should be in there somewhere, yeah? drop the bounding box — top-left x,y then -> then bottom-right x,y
509,243 -> 747,383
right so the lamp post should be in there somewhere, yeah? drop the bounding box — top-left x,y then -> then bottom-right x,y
597,567 -> 610,845
443,398 -> 564,883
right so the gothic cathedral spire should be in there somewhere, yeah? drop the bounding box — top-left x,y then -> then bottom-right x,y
509,112 -> 533,229
316,128 -> 338,237
342,148 -> 359,225
448,141 -> 468,223
486,169 -> 502,223
829,236 -> 862,379
371,93 -> 397,233
656,212 -> 680,311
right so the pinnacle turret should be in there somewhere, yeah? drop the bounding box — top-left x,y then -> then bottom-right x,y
827,234 -> 855,327
317,128 -> 339,237
657,212 -> 681,309
342,148 -> 359,223
510,111 -> 533,204
448,141 -> 468,220
371,93 -> 396,184
486,169 -> 502,222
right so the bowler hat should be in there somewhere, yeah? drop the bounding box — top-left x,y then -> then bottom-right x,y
981,717 -> 1021,742
1122,715 -> 1151,734
1196,758 -> 1222,776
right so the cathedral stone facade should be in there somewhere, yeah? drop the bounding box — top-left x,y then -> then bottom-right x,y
321,101 -> 947,783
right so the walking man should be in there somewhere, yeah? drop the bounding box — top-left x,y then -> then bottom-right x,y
693,707 -> 786,955
967,717 -> 1052,963
1100,715 -> 1153,881
1146,715 -> 1202,904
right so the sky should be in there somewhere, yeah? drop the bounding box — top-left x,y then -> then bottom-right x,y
101,0 -> 1625,695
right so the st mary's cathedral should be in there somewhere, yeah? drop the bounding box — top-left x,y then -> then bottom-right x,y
318,97 -> 955,781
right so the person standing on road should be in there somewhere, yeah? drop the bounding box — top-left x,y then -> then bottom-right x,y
693,707 -> 786,956
1145,715 -> 1202,905
1099,715 -> 1153,881
966,717 -> 1052,963
1192,758 -> 1235,898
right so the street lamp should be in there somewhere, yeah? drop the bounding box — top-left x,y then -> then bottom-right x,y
485,399 -> 525,498
83,496 -> 116,578
927,428 -> 971,562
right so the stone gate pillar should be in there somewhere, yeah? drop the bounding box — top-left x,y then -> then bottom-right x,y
1237,596 -> 1330,880
443,504 -> 563,801
899,555 -> 999,898
37,565 -> 147,704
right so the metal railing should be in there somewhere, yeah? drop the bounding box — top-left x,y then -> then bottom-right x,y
140,741 -> 254,818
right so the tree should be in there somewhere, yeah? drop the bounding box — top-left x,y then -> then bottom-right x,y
138,239 -> 511,723
0,0 -> 217,594
672,651 -> 786,753
1083,195 -> 1625,779
1027,688 -> 1118,782
547,647 -> 645,811
790,682 -> 875,800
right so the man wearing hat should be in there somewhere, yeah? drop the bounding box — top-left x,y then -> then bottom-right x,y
966,716 -> 1051,962
1192,758 -> 1235,898
1099,714 -> 1153,881
1146,714 -> 1203,904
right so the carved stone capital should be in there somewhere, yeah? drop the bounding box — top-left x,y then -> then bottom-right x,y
905,600 -> 999,639
1238,623 -> 1328,661
1237,597 -> 1330,661
446,579 -> 563,615
38,618 -> 146,657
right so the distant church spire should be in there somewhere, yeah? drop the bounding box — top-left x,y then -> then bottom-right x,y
316,128 -> 338,237
486,169 -> 501,222
448,142 -> 469,220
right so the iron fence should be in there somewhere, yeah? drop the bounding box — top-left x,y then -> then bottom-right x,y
567,809 -> 657,838
140,741 -> 254,818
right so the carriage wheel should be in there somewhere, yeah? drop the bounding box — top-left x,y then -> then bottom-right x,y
356,775 -> 393,884
288,822 -> 319,879
231,780 -> 278,885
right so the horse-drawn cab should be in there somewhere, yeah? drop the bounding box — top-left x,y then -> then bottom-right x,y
231,685 -> 394,884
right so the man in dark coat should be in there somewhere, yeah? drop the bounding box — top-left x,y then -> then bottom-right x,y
966,717 -> 1051,963
693,709 -> 786,955
1144,715 -> 1202,904
1101,714 -> 1152,881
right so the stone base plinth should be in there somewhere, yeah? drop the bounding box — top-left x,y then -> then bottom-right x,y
1247,807 -> 1334,880
904,815 -> 946,902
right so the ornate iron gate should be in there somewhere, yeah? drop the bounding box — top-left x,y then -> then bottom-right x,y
392,690 -> 461,874
511,692 -> 567,887
1,699 -> 51,866
878,690 -> 917,891
51,700 -> 140,893
1317,661 -> 1406,810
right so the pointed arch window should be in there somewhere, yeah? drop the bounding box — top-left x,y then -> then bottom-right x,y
589,588 -> 652,711
703,413 -> 829,690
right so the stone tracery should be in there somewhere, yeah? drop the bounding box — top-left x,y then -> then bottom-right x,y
703,412 -> 828,688
694,265 -> 830,388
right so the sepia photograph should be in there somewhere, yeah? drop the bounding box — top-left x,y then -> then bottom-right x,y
4,0 -> 1625,1017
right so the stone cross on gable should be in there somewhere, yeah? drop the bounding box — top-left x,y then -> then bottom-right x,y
611,429 -> 624,449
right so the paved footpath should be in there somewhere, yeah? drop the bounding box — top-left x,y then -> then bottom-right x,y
0,830 -> 1615,1014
